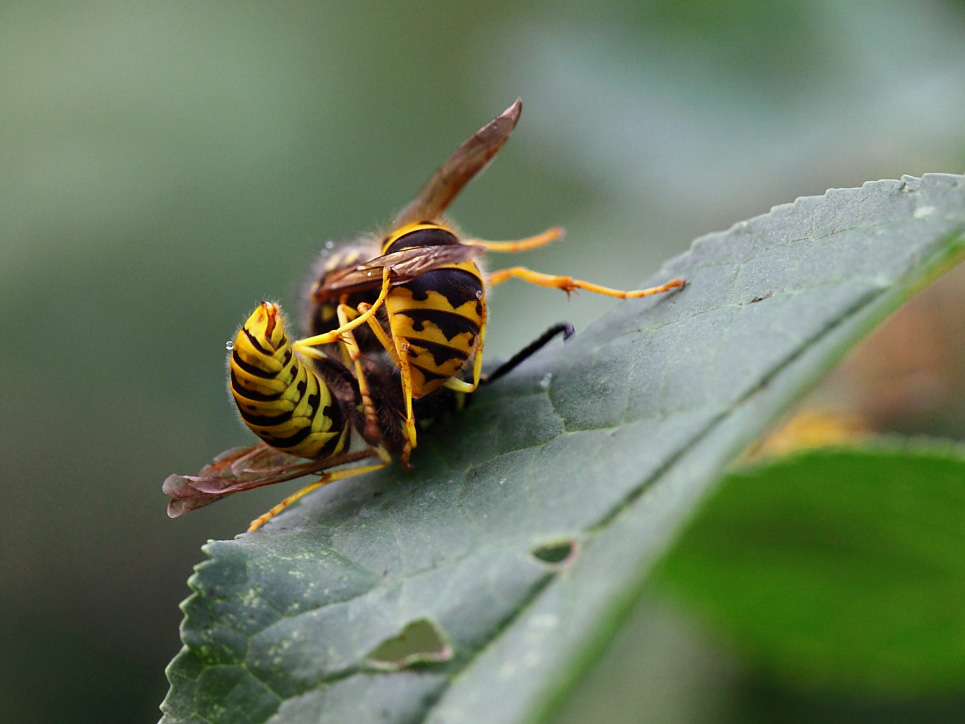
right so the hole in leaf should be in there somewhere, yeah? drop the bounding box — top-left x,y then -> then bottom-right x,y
367,618 -> 453,670
532,539 -> 578,565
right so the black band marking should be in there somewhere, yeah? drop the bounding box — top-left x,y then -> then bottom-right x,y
232,350 -> 276,379
398,308 -> 479,341
403,336 -> 470,367
230,371 -> 282,401
409,362 -> 451,384
243,328 -> 274,356
402,268 -> 482,310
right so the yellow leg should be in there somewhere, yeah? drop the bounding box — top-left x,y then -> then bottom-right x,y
465,226 -> 565,253
486,267 -> 685,300
349,300 -> 417,469
247,446 -> 392,532
335,304 -> 383,442
443,378 -> 476,393
357,302 -> 403,369
396,336 -> 418,470
351,300 -> 420,467
442,298 -> 487,396
294,268 -> 393,352
472,296 -> 488,389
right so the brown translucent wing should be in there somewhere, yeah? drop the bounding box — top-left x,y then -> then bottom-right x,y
393,99 -> 523,228
315,243 -> 484,299
163,442 -> 376,517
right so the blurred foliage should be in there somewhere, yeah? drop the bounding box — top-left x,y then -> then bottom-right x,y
659,444 -> 965,696
558,443 -> 965,724
3,1 -> 965,722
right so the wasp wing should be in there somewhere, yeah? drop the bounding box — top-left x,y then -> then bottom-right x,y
393,99 -> 522,228
163,443 -> 378,517
315,243 -> 484,299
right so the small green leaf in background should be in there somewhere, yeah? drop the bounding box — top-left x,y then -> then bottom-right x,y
161,174 -> 965,724
656,442 -> 965,697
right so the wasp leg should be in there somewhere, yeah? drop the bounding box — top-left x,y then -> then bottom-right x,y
351,300 -> 420,469
302,304 -> 384,444
294,267 -> 393,351
338,306 -> 380,440
394,336 -> 419,471
486,267 -> 685,300
356,302 -> 402,367
247,445 -> 392,532
466,226 -> 565,253
442,290 -> 488,393
482,322 -> 574,385
472,294 -> 488,389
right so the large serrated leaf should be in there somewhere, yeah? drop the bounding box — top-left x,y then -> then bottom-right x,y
161,174 -> 965,724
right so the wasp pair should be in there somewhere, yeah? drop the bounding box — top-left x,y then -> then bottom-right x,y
164,99 -> 684,531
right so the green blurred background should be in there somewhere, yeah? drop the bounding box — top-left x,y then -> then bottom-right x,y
3,2 -> 965,722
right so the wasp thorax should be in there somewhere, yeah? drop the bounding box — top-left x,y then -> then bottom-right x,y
384,226 -> 460,254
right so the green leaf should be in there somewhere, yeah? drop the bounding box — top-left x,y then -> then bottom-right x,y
655,442 -> 965,696
161,174 -> 965,723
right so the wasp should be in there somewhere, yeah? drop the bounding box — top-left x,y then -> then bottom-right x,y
164,300 -> 573,531
299,99 -> 684,466
165,99 -> 682,531
163,302 -> 388,530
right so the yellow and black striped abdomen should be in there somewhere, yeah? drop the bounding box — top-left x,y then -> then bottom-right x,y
229,302 -> 349,459
385,258 -> 484,398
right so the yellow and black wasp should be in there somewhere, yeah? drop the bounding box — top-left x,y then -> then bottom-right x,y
164,301 -> 571,531
164,99 -> 683,531
299,98 -> 684,466
163,302 -> 387,529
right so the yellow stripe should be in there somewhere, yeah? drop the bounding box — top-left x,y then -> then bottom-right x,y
228,303 -> 344,459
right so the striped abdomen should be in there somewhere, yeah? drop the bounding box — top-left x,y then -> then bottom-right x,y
383,226 -> 484,398
229,302 -> 349,459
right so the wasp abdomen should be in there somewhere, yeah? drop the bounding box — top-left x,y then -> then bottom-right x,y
229,303 -> 348,459
386,266 -> 484,397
